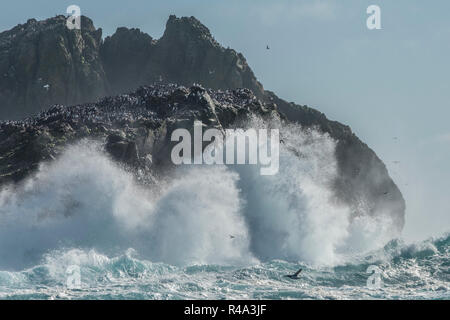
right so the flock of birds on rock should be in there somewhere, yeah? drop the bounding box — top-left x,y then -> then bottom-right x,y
0,84 -> 260,135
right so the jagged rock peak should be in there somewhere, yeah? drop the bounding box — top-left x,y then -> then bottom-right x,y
112,26 -> 153,41
162,15 -> 218,46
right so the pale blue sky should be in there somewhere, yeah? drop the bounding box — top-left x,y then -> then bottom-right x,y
1,0 -> 449,240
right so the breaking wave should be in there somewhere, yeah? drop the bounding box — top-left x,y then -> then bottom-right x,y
0,121 -> 400,271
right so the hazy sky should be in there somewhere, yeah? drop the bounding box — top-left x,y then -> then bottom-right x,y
1,0 -> 449,241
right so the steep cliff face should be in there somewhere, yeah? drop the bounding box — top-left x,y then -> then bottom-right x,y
0,15 -> 405,229
0,16 -> 108,119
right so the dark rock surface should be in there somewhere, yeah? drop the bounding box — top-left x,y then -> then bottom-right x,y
105,133 -> 139,166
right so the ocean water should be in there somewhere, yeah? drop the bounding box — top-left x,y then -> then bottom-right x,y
0,121 -> 448,300
0,234 -> 448,300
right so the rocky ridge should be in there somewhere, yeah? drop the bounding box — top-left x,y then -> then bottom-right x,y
0,15 -> 406,228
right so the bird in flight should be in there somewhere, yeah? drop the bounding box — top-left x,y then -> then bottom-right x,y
284,268 -> 302,279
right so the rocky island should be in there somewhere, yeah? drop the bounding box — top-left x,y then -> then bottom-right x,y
0,15 -> 405,231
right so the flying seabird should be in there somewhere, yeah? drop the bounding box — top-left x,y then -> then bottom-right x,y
284,268 -> 302,279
